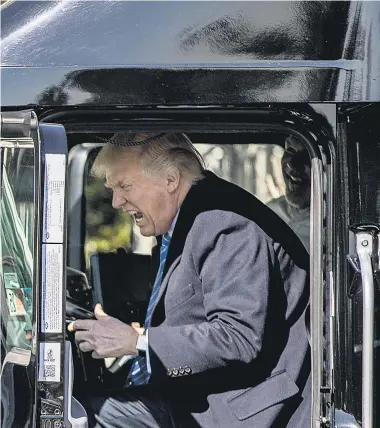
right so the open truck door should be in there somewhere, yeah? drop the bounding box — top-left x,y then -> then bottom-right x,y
0,111 -> 88,428
333,103 -> 380,428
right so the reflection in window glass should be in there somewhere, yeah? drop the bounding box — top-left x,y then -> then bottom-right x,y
0,147 -> 34,358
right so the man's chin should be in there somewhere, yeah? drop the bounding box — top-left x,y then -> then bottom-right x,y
285,192 -> 310,210
138,226 -> 152,237
137,225 -> 156,238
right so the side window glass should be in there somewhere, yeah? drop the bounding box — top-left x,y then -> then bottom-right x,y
196,143 -> 285,203
0,148 -> 34,359
195,143 -> 309,252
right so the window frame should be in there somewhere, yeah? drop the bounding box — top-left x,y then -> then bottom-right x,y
55,105 -> 335,425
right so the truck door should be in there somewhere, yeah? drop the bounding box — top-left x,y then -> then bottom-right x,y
335,103 -> 380,428
0,111 -> 88,428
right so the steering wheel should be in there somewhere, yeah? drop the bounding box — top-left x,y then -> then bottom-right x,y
66,298 -> 133,373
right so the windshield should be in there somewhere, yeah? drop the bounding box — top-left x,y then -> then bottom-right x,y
1,147 -> 35,362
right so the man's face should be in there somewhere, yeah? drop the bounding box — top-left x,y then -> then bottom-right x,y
281,138 -> 311,209
105,155 -> 179,237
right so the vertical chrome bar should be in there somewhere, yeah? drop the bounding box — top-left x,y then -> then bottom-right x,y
310,158 -> 324,428
356,232 -> 374,428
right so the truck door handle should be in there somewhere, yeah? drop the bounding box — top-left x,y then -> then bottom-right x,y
355,230 -> 376,428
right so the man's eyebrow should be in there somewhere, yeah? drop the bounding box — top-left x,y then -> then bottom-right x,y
105,180 -> 132,189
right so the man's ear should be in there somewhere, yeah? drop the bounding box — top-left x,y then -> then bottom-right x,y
166,167 -> 180,193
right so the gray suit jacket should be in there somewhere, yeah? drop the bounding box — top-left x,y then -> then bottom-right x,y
148,172 -> 310,428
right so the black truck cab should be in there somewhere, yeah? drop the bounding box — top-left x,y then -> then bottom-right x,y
1,1 -> 380,427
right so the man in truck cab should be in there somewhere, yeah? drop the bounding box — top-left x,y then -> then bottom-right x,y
70,132 -> 311,428
267,136 -> 311,252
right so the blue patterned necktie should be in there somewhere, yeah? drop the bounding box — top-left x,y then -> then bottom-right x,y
128,233 -> 171,385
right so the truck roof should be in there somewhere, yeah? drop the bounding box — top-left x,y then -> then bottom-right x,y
1,1 -> 379,106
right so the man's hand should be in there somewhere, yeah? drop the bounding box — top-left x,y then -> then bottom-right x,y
131,322 -> 145,336
68,304 -> 139,359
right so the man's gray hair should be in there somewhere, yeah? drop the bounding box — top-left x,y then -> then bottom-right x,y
92,132 -> 205,182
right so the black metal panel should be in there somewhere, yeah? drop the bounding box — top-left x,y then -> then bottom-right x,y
2,1 -> 350,67
1,67 -> 342,107
2,1 -> 379,104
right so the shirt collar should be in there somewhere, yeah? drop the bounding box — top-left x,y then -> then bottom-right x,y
168,209 -> 180,237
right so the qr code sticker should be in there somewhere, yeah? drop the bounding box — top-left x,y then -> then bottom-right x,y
43,365 -> 56,379
39,343 -> 60,382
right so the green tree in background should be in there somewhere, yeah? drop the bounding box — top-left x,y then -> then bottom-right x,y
84,173 -> 132,268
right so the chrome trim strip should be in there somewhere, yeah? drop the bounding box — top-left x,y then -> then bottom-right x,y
0,138 -> 34,148
310,157 -> 324,428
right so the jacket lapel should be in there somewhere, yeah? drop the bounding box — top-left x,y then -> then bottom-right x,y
162,173 -> 215,277
149,173 -> 215,322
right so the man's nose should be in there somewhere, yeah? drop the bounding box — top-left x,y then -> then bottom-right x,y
112,191 -> 125,209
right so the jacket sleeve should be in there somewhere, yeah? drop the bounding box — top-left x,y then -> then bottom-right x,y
148,210 -> 278,379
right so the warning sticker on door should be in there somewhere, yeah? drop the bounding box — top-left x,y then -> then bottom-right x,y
39,342 -> 60,382
4,272 -> 20,289
6,288 -> 27,316
43,153 -> 66,243
41,244 -> 63,333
